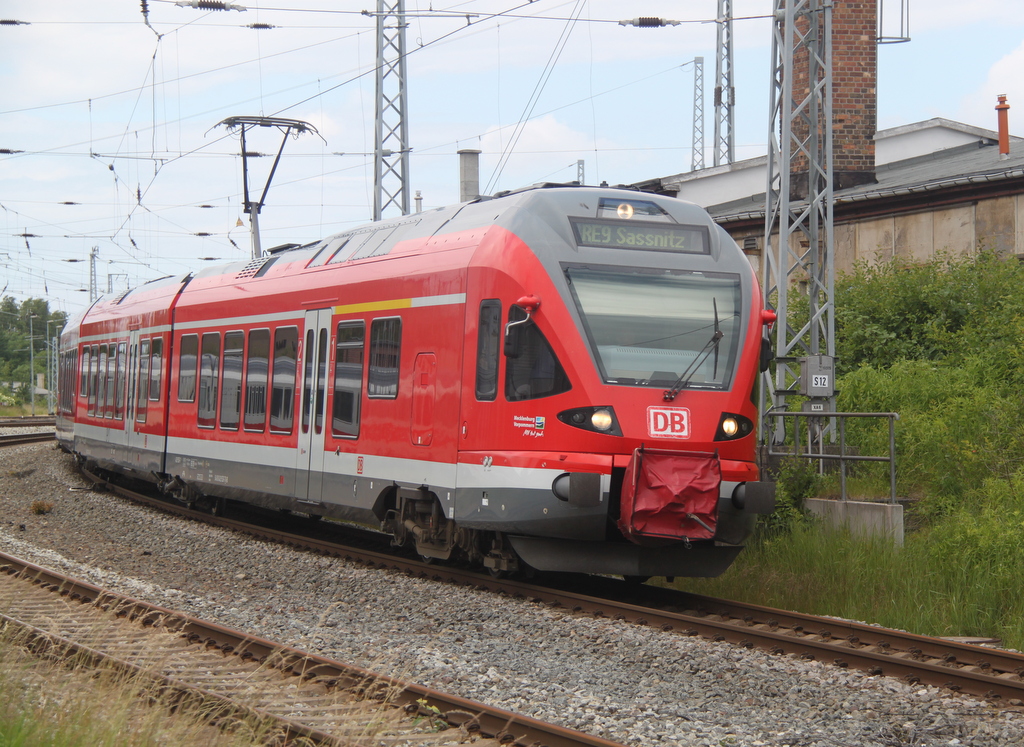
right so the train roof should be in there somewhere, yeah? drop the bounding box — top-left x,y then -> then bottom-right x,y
204,183 -> 730,278
70,184 -> 747,333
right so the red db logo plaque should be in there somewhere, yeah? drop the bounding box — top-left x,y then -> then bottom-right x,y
647,406 -> 690,439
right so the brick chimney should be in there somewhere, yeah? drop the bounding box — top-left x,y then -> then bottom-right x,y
791,0 -> 877,195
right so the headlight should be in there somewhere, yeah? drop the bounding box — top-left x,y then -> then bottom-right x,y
557,406 -> 622,436
714,412 -> 753,441
591,408 -> 614,431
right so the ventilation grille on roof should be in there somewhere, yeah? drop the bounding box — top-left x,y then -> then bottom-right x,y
236,256 -> 275,280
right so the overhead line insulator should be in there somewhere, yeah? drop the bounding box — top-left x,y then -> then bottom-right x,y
618,17 -> 680,28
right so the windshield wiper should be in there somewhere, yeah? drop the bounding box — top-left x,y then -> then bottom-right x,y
663,298 -> 722,402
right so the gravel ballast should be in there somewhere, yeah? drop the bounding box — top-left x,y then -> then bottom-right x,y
2,440 -> 1023,746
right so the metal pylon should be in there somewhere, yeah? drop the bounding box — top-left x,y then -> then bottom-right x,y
692,57 -> 705,171
374,0 -> 411,220
713,0 -> 735,167
761,0 -> 835,440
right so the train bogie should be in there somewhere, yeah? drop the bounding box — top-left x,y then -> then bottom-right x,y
59,185 -> 775,578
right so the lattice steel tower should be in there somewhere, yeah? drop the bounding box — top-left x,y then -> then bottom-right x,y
373,0 -> 411,220
762,0 -> 835,436
713,0 -> 735,166
692,57 -> 705,171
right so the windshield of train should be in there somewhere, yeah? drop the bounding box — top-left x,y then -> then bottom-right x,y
565,265 -> 743,390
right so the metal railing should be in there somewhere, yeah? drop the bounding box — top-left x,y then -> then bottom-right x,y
764,411 -> 900,503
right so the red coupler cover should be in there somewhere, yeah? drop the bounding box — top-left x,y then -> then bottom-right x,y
618,448 -> 721,542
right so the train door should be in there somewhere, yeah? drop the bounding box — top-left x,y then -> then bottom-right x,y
295,308 -> 332,505
124,331 -> 146,465
411,353 -> 437,446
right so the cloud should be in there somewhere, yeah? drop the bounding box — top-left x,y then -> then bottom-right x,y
957,41 -> 1024,134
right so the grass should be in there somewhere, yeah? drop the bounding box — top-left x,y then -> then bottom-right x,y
0,629 -> 276,747
670,520 -> 1024,649
0,607 -> 429,747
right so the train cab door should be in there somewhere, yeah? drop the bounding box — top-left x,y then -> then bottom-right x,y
411,353 -> 437,447
295,308 -> 332,506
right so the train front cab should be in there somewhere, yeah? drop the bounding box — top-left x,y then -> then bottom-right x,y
454,189 -> 776,578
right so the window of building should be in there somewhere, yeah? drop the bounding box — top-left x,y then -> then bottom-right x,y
332,322 -> 364,437
368,317 -> 400,398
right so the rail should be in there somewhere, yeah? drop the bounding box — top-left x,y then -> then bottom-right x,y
764,411 -> 899,503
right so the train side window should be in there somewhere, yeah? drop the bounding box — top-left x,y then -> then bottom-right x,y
332,322 -> 364,438
136,339 -> 151,423
270,326 -> 298,434
114,342 -> 126,420
220,331 -> 244,430
315,328 -> 328,435
301,329 -> 315,434
88,344 -> 99,415
504,308 -> 572,401
177,334 -> 199,402
197,332 -> 221,429
244,328 -> 270,432
97,346 -> 109,418
149,337 -> 163,401
79,347 -> 90,398
368,317 -> 400,398
105,345 -> 117,418
475,300 -> 501,401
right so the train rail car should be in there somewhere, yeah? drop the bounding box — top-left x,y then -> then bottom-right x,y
59,184 -> 776,578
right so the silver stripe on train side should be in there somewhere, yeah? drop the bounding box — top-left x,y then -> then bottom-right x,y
78,324 -> 172,344
74,422 -> 167,453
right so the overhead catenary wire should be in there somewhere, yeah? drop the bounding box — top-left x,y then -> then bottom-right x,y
1,1 -> 773,307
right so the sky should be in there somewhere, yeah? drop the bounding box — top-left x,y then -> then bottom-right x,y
2,0 -> 1024,322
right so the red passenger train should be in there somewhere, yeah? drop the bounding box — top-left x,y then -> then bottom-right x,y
56,185 -> 775,578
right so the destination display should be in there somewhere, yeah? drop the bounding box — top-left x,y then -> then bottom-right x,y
570,218 -> 709,254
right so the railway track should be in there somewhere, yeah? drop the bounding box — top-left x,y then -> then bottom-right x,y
0,430 -> 55,447
75,463 -> 1024,708
0,549 -> 625,747
0,416 -> 56,428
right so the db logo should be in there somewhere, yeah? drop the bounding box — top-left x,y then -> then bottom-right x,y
647,406 -> 691,439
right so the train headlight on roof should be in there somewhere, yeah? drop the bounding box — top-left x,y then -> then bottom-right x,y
616,202 -> 635,219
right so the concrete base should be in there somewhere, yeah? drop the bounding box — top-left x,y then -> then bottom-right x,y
805,498 -> 904,546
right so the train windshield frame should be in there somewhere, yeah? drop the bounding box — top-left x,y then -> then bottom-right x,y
564,264 -> 743,391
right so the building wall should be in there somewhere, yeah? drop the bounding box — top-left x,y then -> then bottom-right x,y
844,194 -> 1023,267
728,192 -> 1024,283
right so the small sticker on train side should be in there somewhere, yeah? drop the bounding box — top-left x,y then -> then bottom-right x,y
647,406 -> 691,439
513,415 -> 546,438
